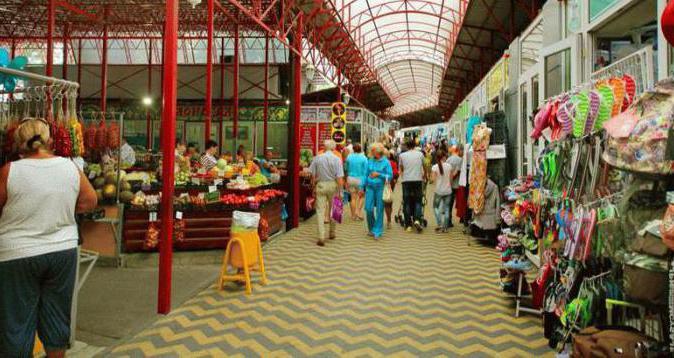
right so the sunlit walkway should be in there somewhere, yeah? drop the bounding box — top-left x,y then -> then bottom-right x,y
109,189 -> 552,357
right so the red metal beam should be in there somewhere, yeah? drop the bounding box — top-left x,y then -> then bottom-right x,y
263,34 -> 269,151
290,13 -> 302,229
219,37 -> 225,151
158,0 -> 179,316
46,0 -> 55,77
146,39 -> 153,149
232,25 -> 240,153
204,0 -> 214,144
100,6 -> 109,112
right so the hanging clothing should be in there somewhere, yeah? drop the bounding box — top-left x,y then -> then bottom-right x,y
468,124 -> 491,215
472,179 -> 500,230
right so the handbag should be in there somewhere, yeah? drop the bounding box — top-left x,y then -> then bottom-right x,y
382,180 -> 393,203
331,195 -> 343,223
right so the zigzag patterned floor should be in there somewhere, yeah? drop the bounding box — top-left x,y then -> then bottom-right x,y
109,190 -> 552,357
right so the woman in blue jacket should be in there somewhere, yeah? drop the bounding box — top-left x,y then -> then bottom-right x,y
345,143 -> 368,220
365,143 -> 393,239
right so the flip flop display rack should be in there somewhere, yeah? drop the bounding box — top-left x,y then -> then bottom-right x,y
492,78 -> 674,355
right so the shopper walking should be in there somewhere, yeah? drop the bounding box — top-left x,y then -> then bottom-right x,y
399,139 -> 426,232
309,140 -> 344,246
384,150 -> 399,228
446,145 -> 463,227
0,118 -> 98,358
344,143 -> 368,221
365,143 -> 393,239
431,150 -> 452,233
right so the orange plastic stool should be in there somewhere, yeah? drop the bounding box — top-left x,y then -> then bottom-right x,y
218,230 -> 267,294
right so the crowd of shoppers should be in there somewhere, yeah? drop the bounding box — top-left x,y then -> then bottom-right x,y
307,135 -> 470,244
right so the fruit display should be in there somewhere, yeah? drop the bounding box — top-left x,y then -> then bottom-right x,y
88,167 -> 135,203
300,149 -> 313,168
175,171 -> 190,185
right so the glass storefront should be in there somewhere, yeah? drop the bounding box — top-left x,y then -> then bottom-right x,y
544,48 -> 572,98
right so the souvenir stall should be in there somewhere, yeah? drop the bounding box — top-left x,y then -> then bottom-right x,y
495,68 -> 674,353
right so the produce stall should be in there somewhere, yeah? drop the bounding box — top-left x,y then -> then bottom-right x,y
85,147 -> 286,254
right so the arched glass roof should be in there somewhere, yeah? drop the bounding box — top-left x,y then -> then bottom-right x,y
328,0 -> 465,116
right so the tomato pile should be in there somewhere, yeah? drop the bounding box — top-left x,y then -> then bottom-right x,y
220,189 -> 286,207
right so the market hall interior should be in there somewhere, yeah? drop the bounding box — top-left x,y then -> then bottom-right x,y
1,0 -> 674,357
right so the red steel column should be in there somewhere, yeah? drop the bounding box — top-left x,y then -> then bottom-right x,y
77,39 -> 82,108
100,8 -> 109,112
290,14 -> 303,229
46,0 -> 55,77
204,0 -> 214,144
158,0 -> 179,315
263,35 -> 269,152
62,24 -> 69,80
232,25 -> 240,153
147,39 -> 153,149
219,37 -> 225,150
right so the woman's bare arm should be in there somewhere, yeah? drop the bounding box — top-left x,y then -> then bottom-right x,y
0,164 -> 9,215
76,171 -> 98,213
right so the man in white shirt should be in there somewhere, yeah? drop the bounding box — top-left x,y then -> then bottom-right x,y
309,140 -> 345,246
445,145 -> 463,228
399,139 -> 426,232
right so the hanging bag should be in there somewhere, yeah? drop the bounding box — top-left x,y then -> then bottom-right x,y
382,180 -> 393,203
331,194 -> 343,223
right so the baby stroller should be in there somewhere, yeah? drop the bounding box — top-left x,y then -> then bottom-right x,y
394,182 -> 429,229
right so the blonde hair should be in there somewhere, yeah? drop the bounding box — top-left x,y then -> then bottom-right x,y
15,118 -> 50,154
370,142 -> 387,157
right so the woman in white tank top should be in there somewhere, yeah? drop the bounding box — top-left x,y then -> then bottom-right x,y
0,118 -> 97,357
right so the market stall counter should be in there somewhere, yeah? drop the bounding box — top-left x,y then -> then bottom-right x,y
82,151 -> 288,256
123,185 -> 285,252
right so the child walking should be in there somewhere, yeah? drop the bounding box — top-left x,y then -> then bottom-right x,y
431,150 -> 452,233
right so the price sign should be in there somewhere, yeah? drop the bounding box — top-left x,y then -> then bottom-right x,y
208,185 -> 217,193
149,212 -> 157,222
214,179 -> 223,186
191,177 -> 201,185
330,102 -> 347,145
175,211 -> 183,220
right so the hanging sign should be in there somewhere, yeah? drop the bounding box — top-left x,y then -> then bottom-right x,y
331,102 -> 347,145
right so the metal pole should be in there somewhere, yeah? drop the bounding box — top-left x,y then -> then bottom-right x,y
219,37 -> 225,151
205,0 -> 214,145
63,24 -> 69,81
158,0 -> 178,315
9,39 -> 15,101
263,34 -> 269,152
100,7 -> 109,112
290,14 -> 303,229
147,39 -> 153,150
77,39 -> 82,108
46,0 -> 55,77
233,25 -> 240,154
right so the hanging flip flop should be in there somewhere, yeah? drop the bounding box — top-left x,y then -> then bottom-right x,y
595,84 -> 615,130
622,74 -> 637,111
557,95 -> 574,136
586,90 -> 601,134
609,77 -> 627,117
572,91 -> 590,138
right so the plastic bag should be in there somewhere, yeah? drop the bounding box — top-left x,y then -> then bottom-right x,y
331,195 -> 343,223
232,210 -> 260,231
382,181 -> 393,203
305,196 -> 315,212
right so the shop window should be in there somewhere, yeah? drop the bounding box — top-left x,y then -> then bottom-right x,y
347,123 -> 361,145
520,83 -> 528,175
589,0 -> 620,22
544,49 -> 572,98
267,122 -> 288,159
520,21 -> 544,74
566,0 -> 582,35
531,75 -> 540,110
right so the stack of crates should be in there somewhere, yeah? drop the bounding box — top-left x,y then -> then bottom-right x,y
483,111 -> 510,189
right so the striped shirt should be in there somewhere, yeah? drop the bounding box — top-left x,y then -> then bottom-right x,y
199,153 -> 217,170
